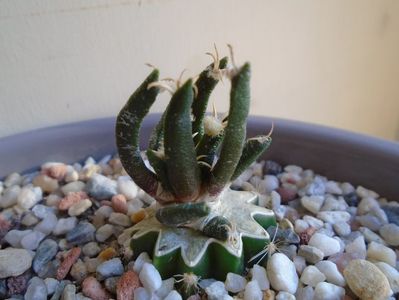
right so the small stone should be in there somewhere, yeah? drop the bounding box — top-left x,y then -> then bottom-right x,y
356,186 -> 379,199
61,181 -> 85,195
42,163 -> 68,181
4,172 -> 22,187
379,223 -> 399,246
264,160 -> 282,175
68,199 -> 92,216
58,191 -> 88,211
116,270 -> 140,300
84,257 -> 101,273
65,168 -> 79,183
313,282 -> 345,300
300,265 -> 326,287
325,181 -> 343,195
0,185 -> 21,208
263,289 -> 276,300
164,290 -> 183,300
294,219 -> 309,234
104,276 -> 119,294
32,204 -> 55,219
111,194 -> 128,214
250,264 -> 270,290
33,174 -> 59,193
7,272 -> 30,296
367,241 -> 396,266
225,272 -> 246,293
37,259 -> 60,279
298,245 -> 324,264
53,217 -> 78,236
333,222 -> 351,237
133,252 -> 152,273
156,277 -> 175,298
317,211 -> 351,224
86,174 -> 117,199
82,276 -> 110,300
66,222 -> 95,245
117,177 -> 138,200
276,187 -> 297,203
62,284 -> 76,300
17,186 -> 42,210
96,258 -> 124,280
130,209 -> 147,224
134,287 -> 151,300
44,278 -> 58,296
315,260 -> 345,287
374,262 -> 399,293
293,256 -> 306,275
308,233 -> 341,257
95,224 -> 114,242
267,253 -> 298,294
98,247 -> 117,261
24,277 -> 47,300
0,248 -> 32,278
359,226 -> 386,244
4,229 -> 32,248
276,291 -> 295,300
343,192 -> 359,207
301,195 -> 324,214
263,175 -> 279,192
303,215 -> 324,229
45,194 -> 62,207
82,242 -> 101,257
357,214 -> 383,231
50,280 -> 69,300
244,280 -> 262,300
109,212 -> 131,227
56,247 -> 81,280
295,286 -> 314,300
345,235 -> 366,259
20,230 -> 46,250
34,213 -> 58,235
139,263 -> 162,292
70,259 -> 87,283
205,281 -> 229,300
33,239 -> 58,273
343,259 -> 391,300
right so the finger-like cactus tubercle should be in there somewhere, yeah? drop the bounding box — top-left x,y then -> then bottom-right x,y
115,69 -> 160,198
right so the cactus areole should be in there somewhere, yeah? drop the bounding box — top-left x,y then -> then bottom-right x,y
116,48 -> 276,283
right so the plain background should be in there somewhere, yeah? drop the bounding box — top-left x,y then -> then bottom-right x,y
1,0 -> 399,140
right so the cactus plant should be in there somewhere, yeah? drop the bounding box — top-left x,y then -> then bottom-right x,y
116,47 -> 276,284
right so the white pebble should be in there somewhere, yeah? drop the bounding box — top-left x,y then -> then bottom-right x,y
133,252 -> 152,273
4,172 -> 22,187
17,186 -> 42,210
0,248 -> 33,278
374,262 -> 399,293
333,222 -> 351,237
345,235 -> 367,259
164,290 -> 182,300
303,215 -> 324,229
295,286 -> 314,300
44,278 -> 58,295
133,287 -> 151,300
34,213 -> 58,235
61,181 -> 85,195
356,186 -> 379,199
276,291 -> 295,300
68,199 -> 92,216
301,195 -> 324,214
308,233 -> 341,257
294,219 -> 309,234
317,211 -> 351,224
367,241 -> 396,266
357,197 -> 380,215
53,217 -> 77,236
267,253 -> 298,294
95,205 -> 114,218
4,229 -> 32,248
359,227 -> 387,245
155,278 -> 175,298
20,230 -> 46,250
244,280 -> 262,300
225,272 -> 247,293
315,261 -> 345,286
96,224 -> 114,242
313,282 -> 345,300
300,265 -> 326,287
380,224 -> 399,246
109,212 -> 131,227
293,256 -> 307,275
0,185 -> 21,208
117,177 -> 138,200
250,264 -> 270,290
205,281 -> 229,300
139,263 -> 162,292
325,181 -> 343,195
263,175 -> 279,192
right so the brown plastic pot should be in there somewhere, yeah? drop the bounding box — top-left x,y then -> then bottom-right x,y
0,115 -> 398,200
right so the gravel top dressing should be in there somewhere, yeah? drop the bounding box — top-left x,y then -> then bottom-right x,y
0,155 -> 398,300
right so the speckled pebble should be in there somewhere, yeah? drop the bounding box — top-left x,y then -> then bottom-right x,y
96,258 -> 124,280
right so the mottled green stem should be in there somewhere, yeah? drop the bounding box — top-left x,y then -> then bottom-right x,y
146,149 -> 173,196
192,57 -> 228,143
231,135 -> 272,181
156,202 -> 210,226
208,63 -> 251,195
164,79 -> 201,201
115,70 -> 160,198
196,131 -> 224,166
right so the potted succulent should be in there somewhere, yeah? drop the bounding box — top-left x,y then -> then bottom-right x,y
115,48 -> 276,283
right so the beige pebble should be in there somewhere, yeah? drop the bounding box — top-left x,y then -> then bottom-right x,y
33,174 -> 59,193
68,199 -> 92,216
343,259 -> 391,300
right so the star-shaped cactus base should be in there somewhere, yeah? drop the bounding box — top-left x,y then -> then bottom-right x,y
120,189 -> 276,280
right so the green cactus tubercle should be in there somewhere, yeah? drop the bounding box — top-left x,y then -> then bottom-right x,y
116,49 -> 276,284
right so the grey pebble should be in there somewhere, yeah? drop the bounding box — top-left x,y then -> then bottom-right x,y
25,277 -> 47,300
104,276 -> 120,294
96,258 -> 124,280
298,245 -> 324,264
85,174 -> 117,199
61,284 -> 76,300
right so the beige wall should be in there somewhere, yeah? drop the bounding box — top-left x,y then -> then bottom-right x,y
1,0 -> 399,140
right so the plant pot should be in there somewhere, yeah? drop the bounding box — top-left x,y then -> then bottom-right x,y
1,114 -> 398,201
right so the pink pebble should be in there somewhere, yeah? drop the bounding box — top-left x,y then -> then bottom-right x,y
116,270 -> 141,300
112,194 -> 128,214
276,187 -> 297,203
82,277 -> 110,300
58,191 -> 88,210
43,164 -> 68,181
56,247 -> 81,280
